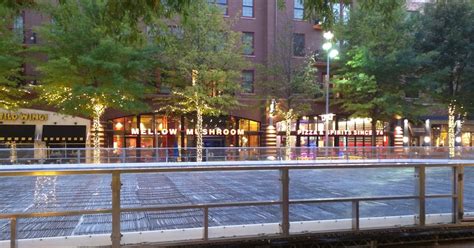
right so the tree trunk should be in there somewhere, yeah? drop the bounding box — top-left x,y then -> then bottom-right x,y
196,108 -> 203,162
284,110 -> 293,161
285,116 -> 291,161
92,103 -> 105,164
448,104 -> 455,158
371,119 -> 377,147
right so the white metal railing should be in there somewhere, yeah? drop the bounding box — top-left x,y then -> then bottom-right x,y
1,146 -> 474,165
0,161 -> 471,248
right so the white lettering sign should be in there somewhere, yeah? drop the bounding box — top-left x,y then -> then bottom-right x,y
296,130 -> 384,136
130,128 -> 245,136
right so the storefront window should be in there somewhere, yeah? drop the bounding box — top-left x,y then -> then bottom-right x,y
126,138 -> 137,148
140,115 -> 154,130
155,116 -> 167,131
113,135 -> 123,149
125,116 -> 137,134
110,115 -> 259,149
433,125 -> 448,147
113,118 -> 125,132
276,117 -> 386,148
249,120 -> 259,131
140,137 -> 154,148
461,132 -> 471,146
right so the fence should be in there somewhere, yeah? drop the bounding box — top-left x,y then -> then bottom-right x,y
0,161 -> 471,248
1,146 -> 474,165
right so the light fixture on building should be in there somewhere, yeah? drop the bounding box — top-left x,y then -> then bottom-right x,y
115,122 -> 123,130
424,136 -> 431,143
455,136 -> 462,143
403,136 -> 409,144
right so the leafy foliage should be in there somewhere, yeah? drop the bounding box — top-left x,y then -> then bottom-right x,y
304,0 -> 403,28
155,0 -> 248,116
2,0 -> 36,12
333,1 -> 420,143
0,6 -> 27,110
413,0 -> 474,116
33,0 -> 154,117
259,20 -> 321,120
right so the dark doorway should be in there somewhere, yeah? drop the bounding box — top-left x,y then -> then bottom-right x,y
42,125 -> 87,148
0,125 -> 35,146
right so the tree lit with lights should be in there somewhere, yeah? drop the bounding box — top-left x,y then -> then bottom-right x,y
34,0 -> 155,163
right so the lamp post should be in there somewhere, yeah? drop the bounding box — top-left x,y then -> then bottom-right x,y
322,31 -> 339,149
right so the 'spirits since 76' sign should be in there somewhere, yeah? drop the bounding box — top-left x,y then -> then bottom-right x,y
0,112 -> 49,121
297,129 -> 384,136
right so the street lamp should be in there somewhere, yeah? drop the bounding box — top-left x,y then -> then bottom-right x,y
322,31 -> 338,149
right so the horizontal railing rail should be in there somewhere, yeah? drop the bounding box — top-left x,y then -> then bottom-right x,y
0,162 -> 471,248
1,146 -> 474,165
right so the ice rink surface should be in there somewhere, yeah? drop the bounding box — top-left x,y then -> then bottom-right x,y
0,164 -> 473,240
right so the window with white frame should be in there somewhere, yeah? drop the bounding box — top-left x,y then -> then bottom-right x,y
294,0 -> 304,20
242,0 -> 254,17
208,0 -> 228,15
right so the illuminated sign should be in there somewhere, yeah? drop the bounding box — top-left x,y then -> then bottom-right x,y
0,112 -> 49,121
297,130 -> 384,136
131,128 -> 245,136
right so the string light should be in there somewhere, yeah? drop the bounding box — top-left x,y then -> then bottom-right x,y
34,176 -> 57,207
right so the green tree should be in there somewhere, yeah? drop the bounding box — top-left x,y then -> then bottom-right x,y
154,0 -> 247,162
34,0 -> 155,163
259,20 -> 321,159
413,1 -> 474,156
4,0 -> 191,37
284,0 -> 403,28
333,0 -> 419,146
0,6 -> 27,110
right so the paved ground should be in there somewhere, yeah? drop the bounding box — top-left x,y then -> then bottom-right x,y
0,166 -> 473,240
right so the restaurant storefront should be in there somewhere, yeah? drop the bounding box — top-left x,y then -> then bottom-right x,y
275,116 -> 389,147
408,120 -> 474,147
0,108 -> 90,149
108,114 -> 261,149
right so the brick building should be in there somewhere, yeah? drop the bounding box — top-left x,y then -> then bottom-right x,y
4,0 -> 467,151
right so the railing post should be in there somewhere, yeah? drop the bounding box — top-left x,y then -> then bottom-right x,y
10,217 -> 17,248
121,148 -> 126,163
77,149 -> 81,164
415,165 -> 426,226
111,172 -> 122,248
203,207 -> 209,241
452,165 -> 464,223
280,168 -> 290,236
352,200 -> 360,231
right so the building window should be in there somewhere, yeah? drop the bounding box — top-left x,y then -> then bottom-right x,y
242,70 -> 254,93
294,0 -> 304,20
242,32 -> 254,55
208,0 -> 228,15
293,33 -> 305,57
13,13 -> 24,42
242,0 -> 254,17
